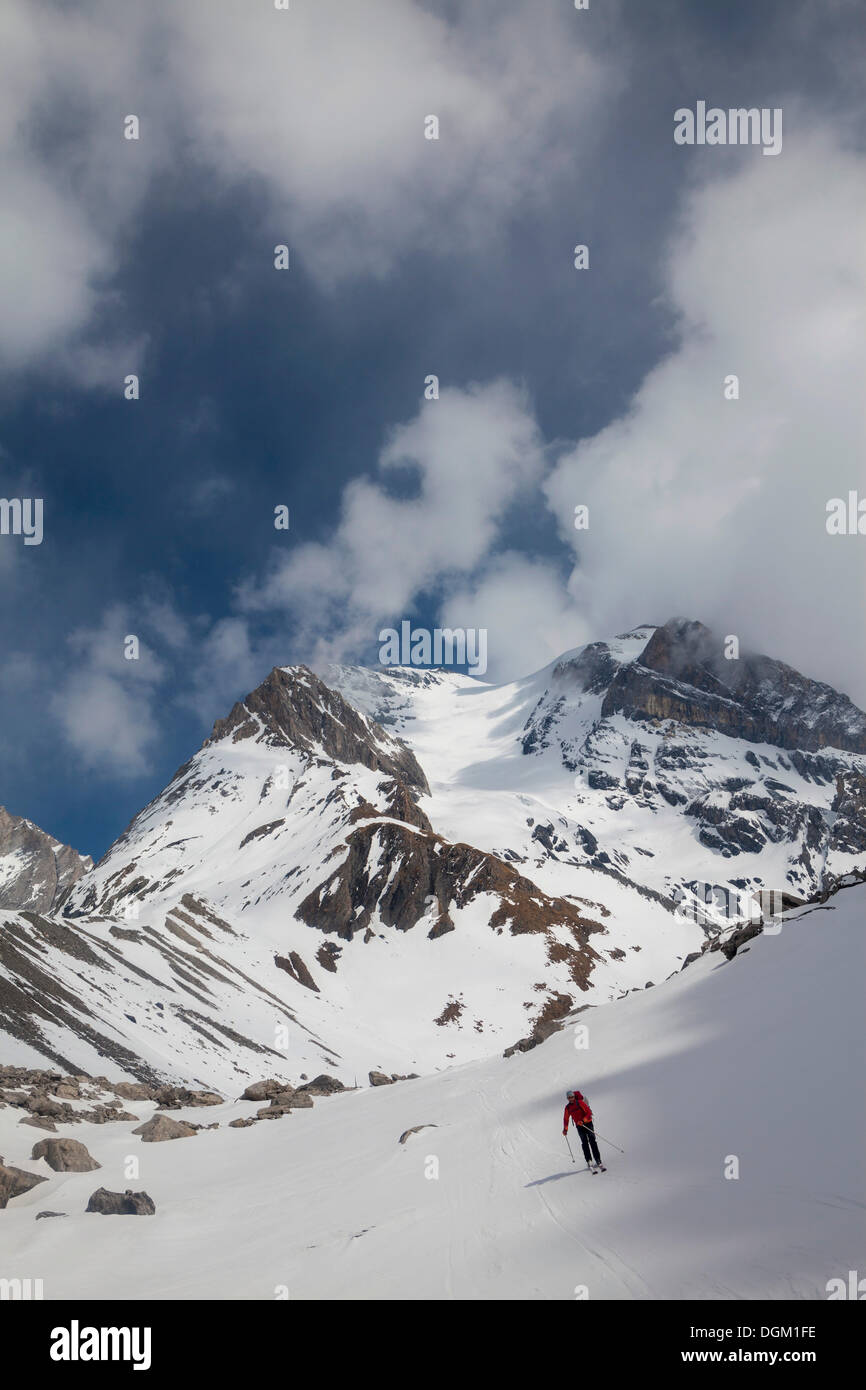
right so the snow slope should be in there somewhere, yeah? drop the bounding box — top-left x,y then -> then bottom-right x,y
2,882 -> 862,1300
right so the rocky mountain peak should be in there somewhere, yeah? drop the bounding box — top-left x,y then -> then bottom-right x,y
205,664 -> 430,795
638,617 -> 717,678
0,806 -> 92,913
602,618 -> 866,755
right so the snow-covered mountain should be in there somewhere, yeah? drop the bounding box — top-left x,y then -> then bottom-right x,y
2,617 -> 866,1089
329,617 -> 866,911
0,806 -> 92,913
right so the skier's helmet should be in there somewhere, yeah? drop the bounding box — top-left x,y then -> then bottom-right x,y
566,1090 -> 575,1098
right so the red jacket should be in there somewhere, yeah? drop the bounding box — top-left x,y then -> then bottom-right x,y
563,1093 -> 592,1130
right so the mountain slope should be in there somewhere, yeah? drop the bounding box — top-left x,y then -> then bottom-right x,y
3,616 -> 865,1084
57,664 -> 653,1075
0,896 -> 341,1092
2,880 -> 862,1299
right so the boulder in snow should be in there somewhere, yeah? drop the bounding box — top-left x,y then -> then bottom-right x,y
31,1137 -> 100,1172
132,1115 -> 197,1143
86,1188 -> 155,1215
0,1160 -> 48,1208
113,1082 -> 156,1101
297,1074 -> 346,1096
241,1079 -> 288,1102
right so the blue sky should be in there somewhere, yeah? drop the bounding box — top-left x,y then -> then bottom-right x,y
0,0 -> 863,858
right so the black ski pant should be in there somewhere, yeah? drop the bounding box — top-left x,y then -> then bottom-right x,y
576,1121 -> 601,1166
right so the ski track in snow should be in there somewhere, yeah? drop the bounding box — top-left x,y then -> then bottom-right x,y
1,884 -> 863,1300
16,878 -> 856,1301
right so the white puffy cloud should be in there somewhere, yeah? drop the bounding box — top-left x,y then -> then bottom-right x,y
0,0 -> 612,371
238,379 -> 548,666
0,2 -> 167,377
182,616 -> 265,719
55,672 -> 162,778
236,120 -> 866,700
50,606 -> 167,777
41,124 -> 866,717
544,131 -> 866,702
167,0 -> 611,283
439,553 -> 593,682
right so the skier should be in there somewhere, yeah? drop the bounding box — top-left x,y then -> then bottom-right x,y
563,1089 -> 606,1171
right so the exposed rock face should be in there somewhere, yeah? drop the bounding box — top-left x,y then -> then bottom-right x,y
0,806 -> 92,913
86,1188 -> 155,1215
297,820 -> 604,992
602,619 -> 866,755
830,772 -> 866,854
31,1137 -> 100,1172
503,999 -> 571,1057
315,942 -> 341,973
275,952 -> 319,992
718,921 -> 764,960
523,644 -> 621,757
132,1115 -> 197,1142
206,665 -> 430,795
0,1159 -> 48,1207
520,618 -> 866,909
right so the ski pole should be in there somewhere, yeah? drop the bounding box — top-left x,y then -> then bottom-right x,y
581,1125 -> 624,1154
564,1133 -> 575,1163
